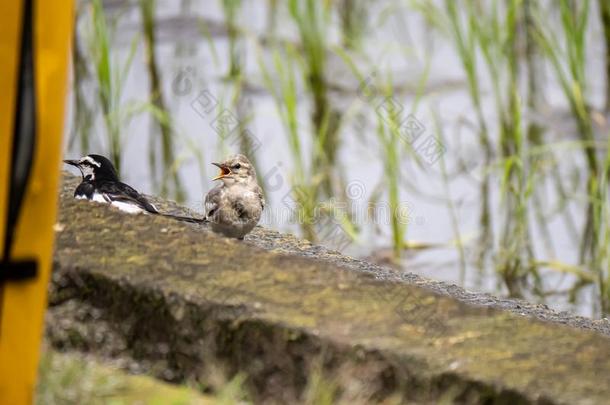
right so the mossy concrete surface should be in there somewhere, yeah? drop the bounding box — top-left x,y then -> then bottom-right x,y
48,175 -> 610,404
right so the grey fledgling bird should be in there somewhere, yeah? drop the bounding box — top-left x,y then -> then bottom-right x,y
204,154 -> 265,239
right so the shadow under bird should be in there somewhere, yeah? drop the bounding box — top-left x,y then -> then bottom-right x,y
204,154 -> 265,239
64,154 -> 201,222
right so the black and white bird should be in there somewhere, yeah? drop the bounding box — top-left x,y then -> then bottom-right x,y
64,154 -> 160,214
205,154 -> 265,239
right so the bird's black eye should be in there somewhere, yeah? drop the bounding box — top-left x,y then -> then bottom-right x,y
233,163 -> 241,170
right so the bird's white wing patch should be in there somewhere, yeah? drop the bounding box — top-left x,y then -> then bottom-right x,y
91,192 -> 108,203
111,201 -> 145,214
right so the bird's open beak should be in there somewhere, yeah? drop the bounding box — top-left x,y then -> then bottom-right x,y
212,162 -> 231,181
63,159 -> 80,167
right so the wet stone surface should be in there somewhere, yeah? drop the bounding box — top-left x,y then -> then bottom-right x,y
47,173 -> 610,404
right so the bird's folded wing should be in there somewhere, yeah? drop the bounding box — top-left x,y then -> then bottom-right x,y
98,181 -> 159,214
256,185 -> 265,210
204,186 -> 222,219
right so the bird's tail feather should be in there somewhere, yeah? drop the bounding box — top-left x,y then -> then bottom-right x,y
157,212 -> 207,224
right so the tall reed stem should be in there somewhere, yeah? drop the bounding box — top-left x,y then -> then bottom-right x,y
140,0 -> 185,201
599,0 -> 610,112
288,0 -> 341,197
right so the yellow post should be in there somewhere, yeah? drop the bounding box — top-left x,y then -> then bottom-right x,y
0,0 -> 74,403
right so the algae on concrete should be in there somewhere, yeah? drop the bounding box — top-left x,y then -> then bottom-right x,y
48,175 -> 610,404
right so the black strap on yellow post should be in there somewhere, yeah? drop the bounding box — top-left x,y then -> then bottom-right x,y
0,0 -> 37,283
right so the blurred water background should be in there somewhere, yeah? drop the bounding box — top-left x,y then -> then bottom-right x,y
66,0 -> 610,318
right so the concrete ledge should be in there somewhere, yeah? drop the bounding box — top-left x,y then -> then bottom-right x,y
48,175 -> 610,404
